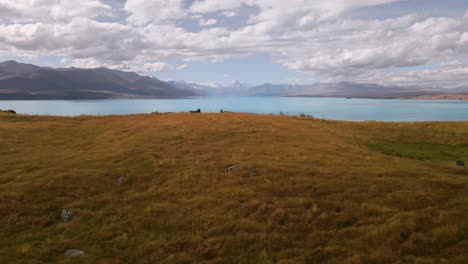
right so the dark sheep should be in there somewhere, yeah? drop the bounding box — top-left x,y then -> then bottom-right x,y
0,109 -> 16,114
456,160 -> 465,168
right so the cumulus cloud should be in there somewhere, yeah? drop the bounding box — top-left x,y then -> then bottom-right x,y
0,0 -> 113,23
190,0 -> 401,31
190,0 -> 243,13
194,81 -> 221,88
360,63 -> 468,88
68,58 -> 187,73
0,0 -> 467,87
124,0 -> 186,24
222,11 -> 237,17
199,18 -> 217,26
0,17 -> 142,62
140,62 -> 176,72
273,13 -> 468,85
138,62 -> 188,72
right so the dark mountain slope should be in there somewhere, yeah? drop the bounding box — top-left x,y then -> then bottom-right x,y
0,60 -> 42,79
0,61 -> 195,99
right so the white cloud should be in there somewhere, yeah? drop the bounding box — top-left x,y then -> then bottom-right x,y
190,0 -> 401,31
140,62 -> 174,72
199,18 -> 217,26
362,63 -> 468,88
273,14 -> 468,85
0,17 -> 142,62
190,0 -> 243,13
67,58 -> 186,73
124,0 -> 186,24
1,0 -> 468,87
0,0 -> 113,23
222,11 -> 237,17
194,81 -> 220,88
132,62 -> 187,73
176,64 -> 188,70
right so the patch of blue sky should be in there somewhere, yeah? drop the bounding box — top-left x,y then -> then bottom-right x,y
153,53 -> 309,86
352,0 -> 468,20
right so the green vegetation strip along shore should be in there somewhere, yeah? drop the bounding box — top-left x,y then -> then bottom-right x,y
0,112 -> 467,263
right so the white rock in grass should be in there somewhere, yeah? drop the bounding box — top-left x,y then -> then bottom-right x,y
115,176 -> 128,186
64,249 -> 85,258
225,164 -> 239,172
61,208 -> 79,222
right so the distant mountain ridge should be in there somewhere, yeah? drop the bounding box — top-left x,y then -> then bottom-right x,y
250,82 -> 451,99
1,61 -> 467,100
0,60 -> 42,79
171,80 -> 467,99
0,61 -> 195,99
168,80 -> 251,97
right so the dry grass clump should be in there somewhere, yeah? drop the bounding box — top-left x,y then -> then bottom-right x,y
0,112 -> 467,263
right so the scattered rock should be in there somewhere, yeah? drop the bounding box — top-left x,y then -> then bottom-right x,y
456,160 -> 465,168
225,164 -> 239,172
64,249 -> 85,258
61,208 -> 80,222
115,176 -> 128,186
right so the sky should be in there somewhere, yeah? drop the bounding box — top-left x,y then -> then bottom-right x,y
0,0 -> 467,87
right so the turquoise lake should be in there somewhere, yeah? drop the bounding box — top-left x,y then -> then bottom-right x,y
1,97 -> 467,122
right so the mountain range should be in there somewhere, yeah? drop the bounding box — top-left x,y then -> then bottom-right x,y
0,61 -> 467,100
171,80 -> 468,99
0,61 -> 195,99
168,80 -> 251,97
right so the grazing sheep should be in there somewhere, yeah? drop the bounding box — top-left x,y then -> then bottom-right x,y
0,109 -> 16,114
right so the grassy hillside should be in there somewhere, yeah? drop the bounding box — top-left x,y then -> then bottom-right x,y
0,112 -> 467,263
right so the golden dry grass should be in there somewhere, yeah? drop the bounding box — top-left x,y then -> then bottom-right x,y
0,112 -> 467,263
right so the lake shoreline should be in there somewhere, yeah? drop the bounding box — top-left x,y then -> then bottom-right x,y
0,97 -> 467,121
285,95 -> 468,101
1,112 -> 468,124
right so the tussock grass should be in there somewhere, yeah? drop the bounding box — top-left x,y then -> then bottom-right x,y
0,112 -> 467,263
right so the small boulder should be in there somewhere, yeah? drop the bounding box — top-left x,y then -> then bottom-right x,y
456,160 -> 465,168
115,176 -> 128,186
61,208 -> 79,222
64,249 -> 85,258
225,164 -> 239,172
